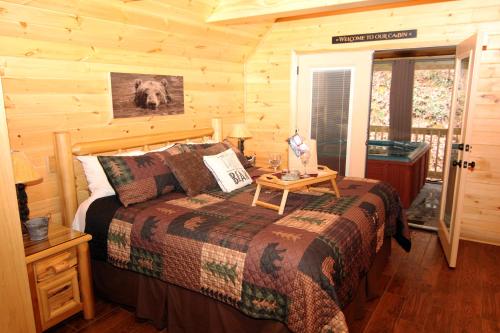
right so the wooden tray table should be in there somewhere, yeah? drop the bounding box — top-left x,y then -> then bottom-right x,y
251,165 -> 340,215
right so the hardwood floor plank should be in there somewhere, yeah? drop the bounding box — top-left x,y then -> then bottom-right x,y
364,292 -> 405,333
393,318 -> 422,333
481,319 -> 500,333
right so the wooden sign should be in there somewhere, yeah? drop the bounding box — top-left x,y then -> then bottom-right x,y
332,29 -> 417,44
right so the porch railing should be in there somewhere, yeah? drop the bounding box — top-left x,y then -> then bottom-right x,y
369,125 -> 448,180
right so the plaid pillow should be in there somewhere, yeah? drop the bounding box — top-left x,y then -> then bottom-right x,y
98,152 -> 176,207
161,150 -> 219,196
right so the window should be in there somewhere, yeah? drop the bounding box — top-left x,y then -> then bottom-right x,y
311,69 -> 351,176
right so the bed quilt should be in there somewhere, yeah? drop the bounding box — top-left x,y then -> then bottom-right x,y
106,177 -> 411,333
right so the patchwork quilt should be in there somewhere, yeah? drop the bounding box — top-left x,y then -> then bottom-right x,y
106,177 -> 411,333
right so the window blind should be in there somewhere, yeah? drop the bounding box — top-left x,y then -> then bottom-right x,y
311,69 -> 351,176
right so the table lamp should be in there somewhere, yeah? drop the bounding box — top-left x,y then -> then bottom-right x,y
11,151 -> 42,232
228,123 -> 252,156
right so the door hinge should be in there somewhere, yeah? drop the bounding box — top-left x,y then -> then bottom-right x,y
297,66 -> 299,75
457,143 -> 470,152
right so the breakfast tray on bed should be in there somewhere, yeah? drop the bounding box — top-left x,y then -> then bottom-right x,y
251,165 -> 340,214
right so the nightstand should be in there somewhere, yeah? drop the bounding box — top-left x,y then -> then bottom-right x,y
24,224 -> 95,332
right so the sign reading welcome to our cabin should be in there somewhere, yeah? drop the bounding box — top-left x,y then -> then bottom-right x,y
332,29 -> 417,44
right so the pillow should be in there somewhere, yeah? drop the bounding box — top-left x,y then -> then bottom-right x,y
149,143 -> 176,152
203,149 -> 252,193
222,139 -> 252,169
180,142 -> 224,153
98,152 -> 176,206
77,150 -> 144,198
161,150 -> 218,196
191,142 -> 227,155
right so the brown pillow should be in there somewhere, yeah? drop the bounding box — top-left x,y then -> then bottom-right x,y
197,143 -> 227,156
180,141 -> 250,168
222,139 -> 252,168
98,152 -> 176,207
161,150 -> 218,196
180,142 -> 225,153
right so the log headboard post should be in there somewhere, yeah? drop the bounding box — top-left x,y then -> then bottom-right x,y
212,118 -> 222,142
54,131 -> 78,227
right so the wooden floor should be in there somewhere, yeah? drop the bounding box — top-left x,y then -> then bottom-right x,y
48,230 -> 500,333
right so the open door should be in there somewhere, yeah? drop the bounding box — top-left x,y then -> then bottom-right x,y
438,34 -> 484,268
294,51 -> 373,177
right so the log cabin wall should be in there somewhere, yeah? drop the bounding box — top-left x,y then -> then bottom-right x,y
244,0 -> 500,245
0,0 -> 271,225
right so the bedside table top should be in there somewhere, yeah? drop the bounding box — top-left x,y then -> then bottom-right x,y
24,224 -> 91,263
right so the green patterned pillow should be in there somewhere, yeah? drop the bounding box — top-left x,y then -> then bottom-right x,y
98,152 -> 177,207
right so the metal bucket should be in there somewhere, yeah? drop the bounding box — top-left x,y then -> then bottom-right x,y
25,216 -> 49,241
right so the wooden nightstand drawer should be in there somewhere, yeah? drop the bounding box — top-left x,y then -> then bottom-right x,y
35,248 -> 77,282
37,268 -> 82,329
25,225 -> 95,332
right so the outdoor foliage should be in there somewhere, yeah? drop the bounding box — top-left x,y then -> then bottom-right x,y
412,68 -> 454,128
370,65 -> 454,129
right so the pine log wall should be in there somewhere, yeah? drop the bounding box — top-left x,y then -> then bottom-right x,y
0,0 -> 270,225
244,0 -> 500,245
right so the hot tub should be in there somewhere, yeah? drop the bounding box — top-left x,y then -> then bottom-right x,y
366,140 -> 430,208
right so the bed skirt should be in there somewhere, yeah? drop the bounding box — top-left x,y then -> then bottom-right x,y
92,237 -> 391,332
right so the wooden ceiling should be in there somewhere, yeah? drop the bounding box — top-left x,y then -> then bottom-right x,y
0,0 -> 272,64
208,0 -> 452,24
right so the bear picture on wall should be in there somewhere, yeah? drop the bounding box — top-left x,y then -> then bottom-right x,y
110,72 -> 184,118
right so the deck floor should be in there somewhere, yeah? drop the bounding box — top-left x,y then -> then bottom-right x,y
406,182 -> 442,229
47,230 -> 500,333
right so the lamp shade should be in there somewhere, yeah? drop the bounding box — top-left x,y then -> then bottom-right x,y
229,123 -> 252,139
11,151 -> 42,185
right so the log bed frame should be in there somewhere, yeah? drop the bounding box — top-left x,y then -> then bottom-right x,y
54,118 -> 222,227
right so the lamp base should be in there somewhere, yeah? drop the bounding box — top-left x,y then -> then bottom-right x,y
237,138 -> 245,156
16,183 -> 29,234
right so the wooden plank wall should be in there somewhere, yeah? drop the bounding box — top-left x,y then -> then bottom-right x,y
462,32 -> 500,244
0,77 -> 36,333
244,0 -> 500,244
0,0 -> 271,225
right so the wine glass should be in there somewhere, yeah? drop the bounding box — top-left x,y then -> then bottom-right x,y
300,151 -> 311,177
268,153 -> 281,173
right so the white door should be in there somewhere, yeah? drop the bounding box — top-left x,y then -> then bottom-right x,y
295,51 -> 373,177
438,34 -> 483,268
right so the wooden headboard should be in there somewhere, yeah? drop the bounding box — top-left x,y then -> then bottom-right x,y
54,118 -> 222,227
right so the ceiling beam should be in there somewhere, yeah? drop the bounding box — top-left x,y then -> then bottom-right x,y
207,0 -> 405,24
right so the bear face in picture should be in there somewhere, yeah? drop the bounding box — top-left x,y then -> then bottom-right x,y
134,78 -> 172,110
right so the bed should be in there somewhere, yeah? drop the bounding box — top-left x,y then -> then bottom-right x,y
54,118 -> 411,333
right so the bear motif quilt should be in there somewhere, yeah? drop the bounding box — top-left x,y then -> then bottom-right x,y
106,177 -> 411,333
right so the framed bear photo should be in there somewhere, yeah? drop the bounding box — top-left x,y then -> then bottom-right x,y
110,72 -> 184,118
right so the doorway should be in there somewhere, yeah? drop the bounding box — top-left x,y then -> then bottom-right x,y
368,48 -> 456,231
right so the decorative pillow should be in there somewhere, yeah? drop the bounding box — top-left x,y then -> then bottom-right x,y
149,143 -> 176,152
203,149 -> 252,193
180,142 -> 225,153
98,152 -> 176,206
222,139 -> 252,169
77,150 -> 144,198
161,150 -> 218,196
196,143 -> 228,156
